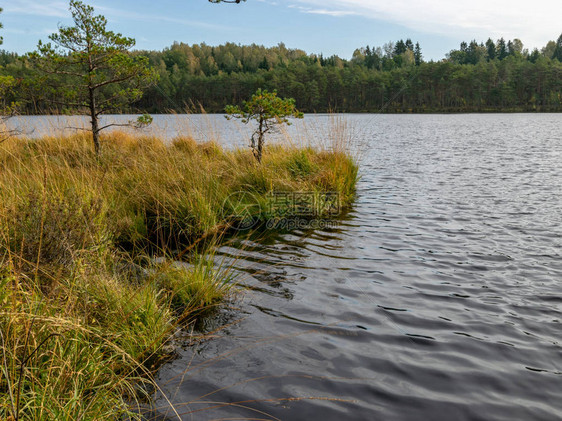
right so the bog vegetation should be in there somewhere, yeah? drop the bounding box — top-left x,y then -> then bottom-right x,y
0,131 -> 358,419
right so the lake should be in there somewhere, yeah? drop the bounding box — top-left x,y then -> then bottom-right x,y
10,113 -> 562,420
4,113 -> 320,148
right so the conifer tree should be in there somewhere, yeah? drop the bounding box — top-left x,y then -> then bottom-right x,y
31,1 -> 157,154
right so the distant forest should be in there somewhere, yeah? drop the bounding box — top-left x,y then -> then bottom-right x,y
1,34 -> 562,114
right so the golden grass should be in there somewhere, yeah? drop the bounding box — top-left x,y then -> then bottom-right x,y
0,130 -> 358,419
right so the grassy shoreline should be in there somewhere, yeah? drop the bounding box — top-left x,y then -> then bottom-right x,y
0,132 -> 358,419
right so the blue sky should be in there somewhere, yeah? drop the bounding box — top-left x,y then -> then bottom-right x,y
1,0 -> 560,60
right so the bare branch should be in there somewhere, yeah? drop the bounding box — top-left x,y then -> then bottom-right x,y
97,122 -> 134,132
91,74 -> 136,90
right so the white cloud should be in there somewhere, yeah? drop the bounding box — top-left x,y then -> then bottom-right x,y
4,1 -> 235,34
3,27 -> 55,36
305,9 -> 356,16
293,0 -> 561,48
97,5 -> 234,32
3,0 -> 69,18
288,4 -> 358,16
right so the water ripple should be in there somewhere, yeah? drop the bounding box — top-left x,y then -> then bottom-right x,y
150,114 -> 562,421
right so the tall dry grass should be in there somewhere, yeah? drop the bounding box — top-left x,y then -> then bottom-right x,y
0,129 -> 358,419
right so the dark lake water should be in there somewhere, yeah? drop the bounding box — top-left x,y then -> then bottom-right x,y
13,114 -> 562,420
143,114 -> 562,421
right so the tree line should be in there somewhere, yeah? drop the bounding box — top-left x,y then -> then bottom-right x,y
1,22 -> 561,113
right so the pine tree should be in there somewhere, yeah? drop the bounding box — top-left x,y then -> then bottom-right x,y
405,38 -> 414,51
225,89 -> 303,162
507,40 -> 516,56
393,40 -> 407,56
31,1 -> 157,154
365,45 -> 372,68
259,56 -> 269,70
414,42 -> 422,66
553,33 -> 562,61
486,38 -> 496,61
528,48 -> 540,63
497,38 -> 508,60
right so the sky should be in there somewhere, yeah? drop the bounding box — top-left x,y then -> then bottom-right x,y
1,0 -> 560,60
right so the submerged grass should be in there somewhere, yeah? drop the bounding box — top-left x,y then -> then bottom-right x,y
0,130 -> 358,419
